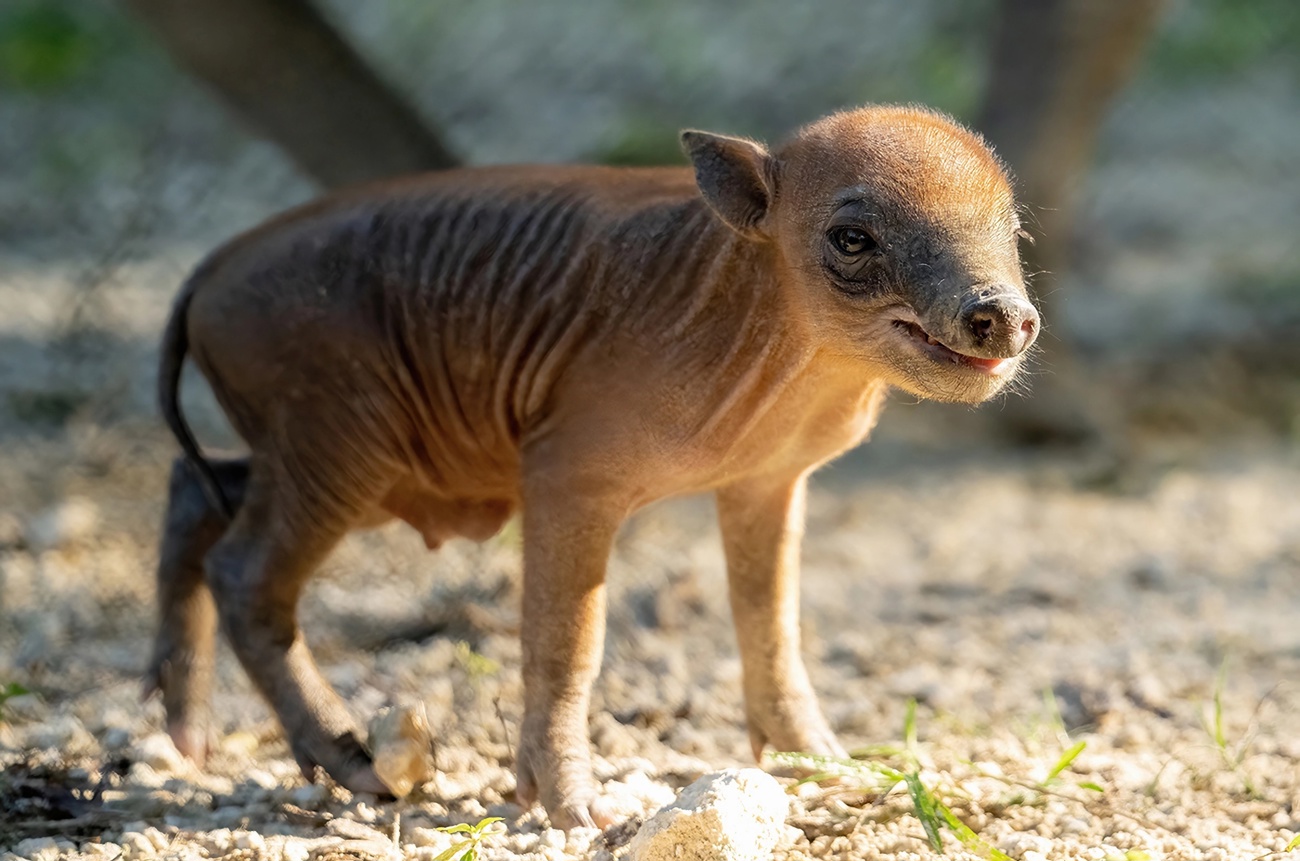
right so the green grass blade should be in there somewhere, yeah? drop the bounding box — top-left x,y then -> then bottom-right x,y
904,771 -> 945,852
904,698 -> 918,757
1041,685 -> 1071,744
1285,833 -> 1300,851
1213,660 -> 1229,752
793,771 -> 839,786
1079,781 -> 1105,793
0,682 -> 31,721
429,841 -> 468,861
935,796 -> 1013,861
437,824 -> 475,835
770,750 -> 905,787
470,817 -> 504,834
0,681 -> 32,712
848,743 -> 907,759
1047,741 -> 1087,782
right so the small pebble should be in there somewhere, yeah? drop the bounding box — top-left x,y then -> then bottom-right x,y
244,767 -> 280,790
24,496 -> 99,551
101,726 -> 132,749
291,782 -> 327,808
220,730 -> 260,756
118,832 -> 156,860
233,830 -> 265,852
200,829 -> 233,855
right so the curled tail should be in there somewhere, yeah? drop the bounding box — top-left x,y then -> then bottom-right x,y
159,274 -> 233,520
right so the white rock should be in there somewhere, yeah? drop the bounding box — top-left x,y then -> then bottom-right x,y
350,800 -> 382,822
130,732 -> 186,773
126,763 -> 167,790
199,829 -> 233,855
539,828 -> 567,851
12,838 -> 58,861
119,831 -> 156,859
566,826 -> 601,856
598,774 -> 675,822
1061,817 -> 1091,835
101,726 -> 132,749
245,767 -> 280,790
1001,832 -> 1053,859
233,830 -> 265,852
142,828 -> 170,852
290,782 -> 327,808
626,768 -> 792,861
24,497 -> 99,551
27,713 -> 93,751
282,838 -> 312,861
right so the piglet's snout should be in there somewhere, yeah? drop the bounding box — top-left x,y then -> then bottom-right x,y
961,292 -> 1039,357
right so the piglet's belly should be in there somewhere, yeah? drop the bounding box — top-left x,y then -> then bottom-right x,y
377,482 -> 515,549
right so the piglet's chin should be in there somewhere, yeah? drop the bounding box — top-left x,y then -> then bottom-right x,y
892,361 -> 1021,404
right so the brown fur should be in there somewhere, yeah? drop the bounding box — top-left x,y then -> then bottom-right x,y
147,105 -> 1039,828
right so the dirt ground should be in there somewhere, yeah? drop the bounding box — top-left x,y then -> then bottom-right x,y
2,264 -> 1300,861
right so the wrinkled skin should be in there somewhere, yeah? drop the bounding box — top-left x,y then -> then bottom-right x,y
146,105 -> 1038,829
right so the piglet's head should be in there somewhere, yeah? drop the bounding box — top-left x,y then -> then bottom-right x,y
683,105 -> 1039,404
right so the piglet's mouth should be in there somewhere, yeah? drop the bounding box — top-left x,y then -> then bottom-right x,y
892,319 -> 1011,375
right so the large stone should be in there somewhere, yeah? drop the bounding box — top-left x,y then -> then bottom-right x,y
130,731 -> 186,773
368,703 -> 435,798
626,768 -> 792,861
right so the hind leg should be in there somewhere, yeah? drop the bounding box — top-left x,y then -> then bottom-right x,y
204,460 -> 389,794
146,456 -> 249,763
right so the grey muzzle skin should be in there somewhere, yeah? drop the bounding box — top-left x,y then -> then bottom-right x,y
959,291 -> 1039,359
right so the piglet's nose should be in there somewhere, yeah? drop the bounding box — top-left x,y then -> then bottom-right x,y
962,293 -> 1039,356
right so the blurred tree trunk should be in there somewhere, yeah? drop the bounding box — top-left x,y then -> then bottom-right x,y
977,0 -> 1166,444
123,0 -> 458,188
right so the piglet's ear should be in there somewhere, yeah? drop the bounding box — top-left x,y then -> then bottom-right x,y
681,130 -> 776,238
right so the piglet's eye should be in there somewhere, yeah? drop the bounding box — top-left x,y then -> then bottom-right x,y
830,227 -> 878,256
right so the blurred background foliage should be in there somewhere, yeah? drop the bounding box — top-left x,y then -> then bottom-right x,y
0,0 -> 1298,448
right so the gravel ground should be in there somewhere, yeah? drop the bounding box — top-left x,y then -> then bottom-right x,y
3,4 -> 1299,857
3,388 -> 1300,860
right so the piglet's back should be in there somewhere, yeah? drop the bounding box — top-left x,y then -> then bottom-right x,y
180,164 -> 721,459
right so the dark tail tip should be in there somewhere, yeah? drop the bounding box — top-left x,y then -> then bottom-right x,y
159,278 -> 234,522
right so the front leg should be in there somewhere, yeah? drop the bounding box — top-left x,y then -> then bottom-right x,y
717,472 -> 846,761
515,473 -> 624,830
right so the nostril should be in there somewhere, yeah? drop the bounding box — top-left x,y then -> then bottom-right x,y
968,314 -> 994,342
